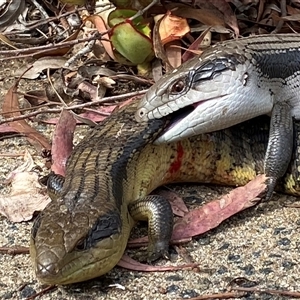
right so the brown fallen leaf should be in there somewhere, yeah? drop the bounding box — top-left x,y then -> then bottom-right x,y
117,254 -> 198,272
0,172 -> 50,222
153,11 -> 190,69
0,124 -> 19,134
24,90 -> 48,106
208,0 -> 239,36
156,189 -> 188,217
5,150 -> 35,184
33,29 -> 81,59
182,28 -> 211,63
169,3 -> 226,29
2,82 -> 51,151
51,109 -> 77,176
77,81 -> 101,102
165,40 -> 182,70
172,175 -> 267,241
158,11 -> 190,45
85,15 -> 114,60
153,14 -> 170,67
14,56 -> 67,79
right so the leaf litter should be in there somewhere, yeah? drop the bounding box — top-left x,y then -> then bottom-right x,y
0,1 -> 299,295
0,150 -> 50,222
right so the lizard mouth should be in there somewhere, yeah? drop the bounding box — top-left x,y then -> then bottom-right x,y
164,94 -> 223,130
166,105 -> 195,131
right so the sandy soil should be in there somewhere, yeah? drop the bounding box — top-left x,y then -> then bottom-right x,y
0,58 -> 299,300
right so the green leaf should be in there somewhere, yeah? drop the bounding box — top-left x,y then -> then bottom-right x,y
111,22 -> 154,65
108,9 -> 142,27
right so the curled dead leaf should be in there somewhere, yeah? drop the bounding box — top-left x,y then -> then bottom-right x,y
0,172 -> 50,222
158,11 -> 190,45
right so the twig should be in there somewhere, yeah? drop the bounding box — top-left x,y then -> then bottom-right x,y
0,246 -> 29,255
0,153 -> 24,157
29,0 -> 57,31
46,69 -> 97,126
5,8 -> 83,34
5,3 -> 111,36
26,285 -> 57,300
1,101 -> 58,116
0,90 -> 148,125
189,291 -> 246,299
233,286 -> 300,298
129,0 -> 160,21
65,32 -> 98,68
189,286 -> 300,299
0,33 -> 106,59
83,107 -> 111,116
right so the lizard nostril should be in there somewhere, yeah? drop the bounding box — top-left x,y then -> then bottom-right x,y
136,108 -> 147,121
36,262 -> 59,278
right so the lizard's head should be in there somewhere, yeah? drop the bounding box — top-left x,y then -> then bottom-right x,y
30,199 -> 130,285
136,51 -> 273,144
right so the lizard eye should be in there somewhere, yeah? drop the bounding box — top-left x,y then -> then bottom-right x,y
75,238 -> 86,251
170,80 -> 185,94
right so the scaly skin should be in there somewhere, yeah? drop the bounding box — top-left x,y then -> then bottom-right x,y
30,101 -> 300,285
135,34 -> 300,198
135,34 -> 300,143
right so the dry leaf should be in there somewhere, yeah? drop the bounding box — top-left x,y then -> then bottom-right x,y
5,150 -> 35,184
169,4 -> 226,28
158,11 -> 190,46
0,172 -> 50,222
24,90 -> 48,106
172,175 -> 267,241
0,124 -> 18,134
14,57 -> 67,79
85,15 -> 114,60
51,109 -> 77,176
156,189 -> 188,217
165,40 -> 182,70
182,29 -> 211,63
209,0 -> 239,36
33,29 -> 81,59
117,254 -> 198,272
2,82 -> 51,151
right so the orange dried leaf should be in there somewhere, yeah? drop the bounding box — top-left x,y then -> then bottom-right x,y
85,15 -> 114,60
158,12 -> 190,46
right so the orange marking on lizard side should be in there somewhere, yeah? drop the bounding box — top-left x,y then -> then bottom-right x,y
168,141 -> 184,174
